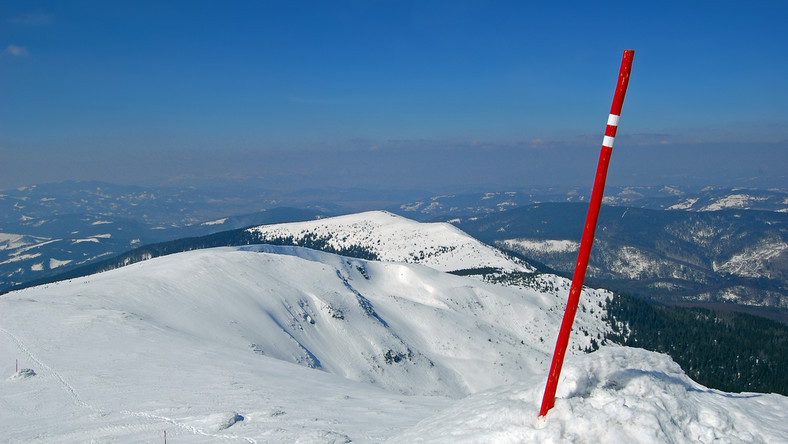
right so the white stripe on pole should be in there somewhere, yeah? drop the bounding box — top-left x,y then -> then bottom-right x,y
607,114 -> 620,126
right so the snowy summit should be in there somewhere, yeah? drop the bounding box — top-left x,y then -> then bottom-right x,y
247,210 -> 533,273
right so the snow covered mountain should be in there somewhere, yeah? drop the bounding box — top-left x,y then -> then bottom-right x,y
455,203 -> 788,318
247,210 -> 533,273
2,244 -> 607,441
3,234 -> 788,441
661,188 -> 788,212
394,186 -> 788,220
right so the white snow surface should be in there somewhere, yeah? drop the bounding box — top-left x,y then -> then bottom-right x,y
49,257 -> 72,269
203,217 -> 228,226
393,347 -> 788,443
0,233 -> 46,251
1,244 -> 607,442
0,233 -> 58,258
667,197 -> 699,210
714,240 -> 788,278
500,238 -> 580,254
700,194 -> 767,211
1,234 -> 786,441
247,210 -> 533,273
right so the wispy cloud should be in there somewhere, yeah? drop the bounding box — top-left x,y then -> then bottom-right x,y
3,45 -> 30,57
529,138 -> 546,148
8,12 -> 53,25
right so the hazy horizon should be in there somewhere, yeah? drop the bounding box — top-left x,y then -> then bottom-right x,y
2,2 -> 786,192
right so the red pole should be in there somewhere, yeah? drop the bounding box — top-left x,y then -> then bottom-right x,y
538,50 -> 634,417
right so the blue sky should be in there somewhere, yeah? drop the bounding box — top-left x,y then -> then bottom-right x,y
1,1 -> 786,192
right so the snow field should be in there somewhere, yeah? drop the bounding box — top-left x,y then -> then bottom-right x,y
392,347 -> 788,443
1,245 -> 588,441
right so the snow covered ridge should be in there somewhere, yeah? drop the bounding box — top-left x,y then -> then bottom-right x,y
1,245 -> 604,441
500,238 -> 580,254
3,246 -> 787,442
246,210 -> 534,273
714,239 -> 788,278
664,190 -> 788,212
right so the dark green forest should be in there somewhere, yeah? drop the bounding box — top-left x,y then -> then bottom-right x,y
604,292 -> 788,395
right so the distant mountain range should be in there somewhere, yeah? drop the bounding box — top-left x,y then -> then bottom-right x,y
394,186 -> 788,220
3,181 -> 788,325
451,203 -> 788,321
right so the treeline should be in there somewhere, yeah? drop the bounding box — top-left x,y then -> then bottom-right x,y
251,232 -> 378,260
604,293 -> 788,395
3,228 -> 378,294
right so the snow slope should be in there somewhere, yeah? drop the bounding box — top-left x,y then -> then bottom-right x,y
247,210 -> 533,273
714,239 -> 788,278
2,236 -> 787,441
1,245 -> 604,442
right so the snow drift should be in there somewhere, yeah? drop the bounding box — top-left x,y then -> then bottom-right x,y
393,347 -> 788,443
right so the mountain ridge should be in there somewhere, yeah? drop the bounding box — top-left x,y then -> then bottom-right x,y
247,210 -> 533,273
453,203 -> 788,317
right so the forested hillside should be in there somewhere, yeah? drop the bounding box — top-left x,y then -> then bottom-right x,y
604,293 -> 788,395
454,203 -> 788,317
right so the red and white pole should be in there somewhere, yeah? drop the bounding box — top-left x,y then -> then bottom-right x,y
538,49 -> 634,417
